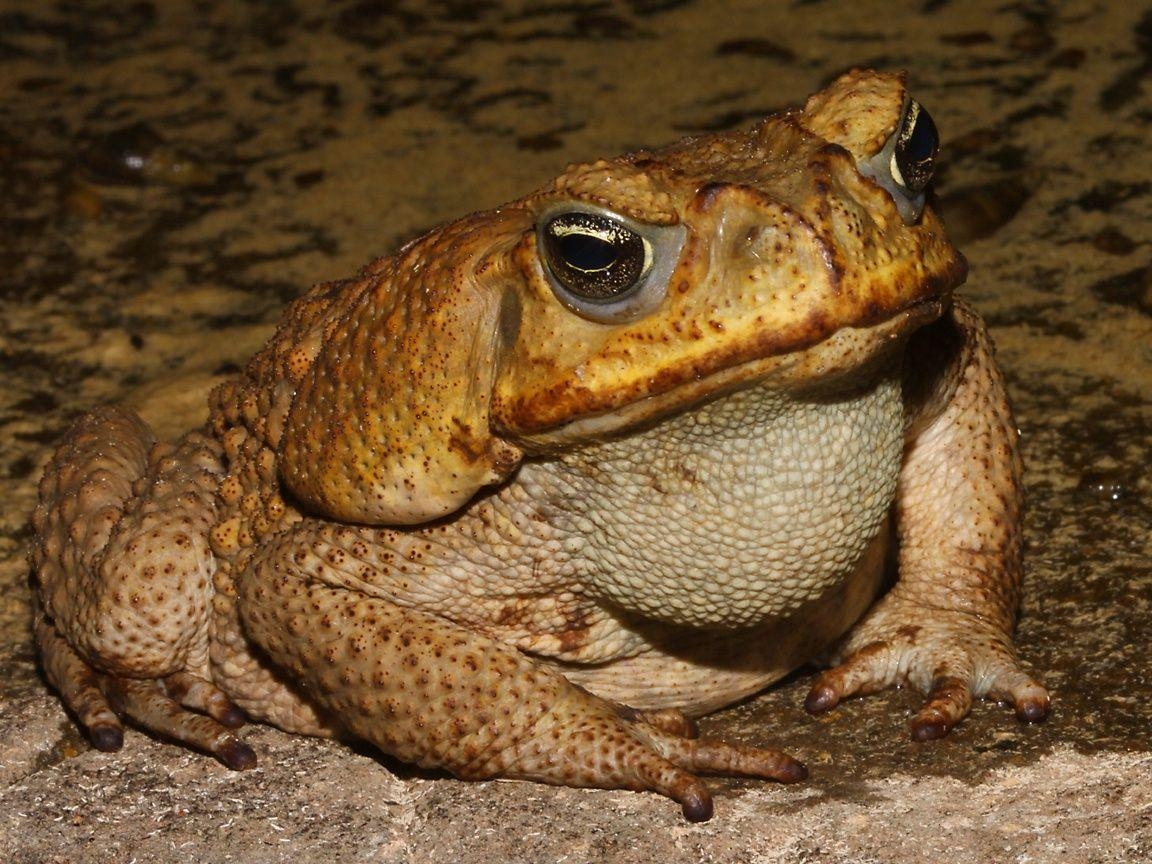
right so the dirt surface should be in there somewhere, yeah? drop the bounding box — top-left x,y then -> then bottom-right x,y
1,1 -> 1149,862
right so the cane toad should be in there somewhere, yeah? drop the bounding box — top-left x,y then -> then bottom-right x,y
31,69 -> 1049,821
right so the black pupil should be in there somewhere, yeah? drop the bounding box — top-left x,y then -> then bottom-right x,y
904,108 -> 938,163
542,213 -> 647,302
894,101 -> 938,194
554,232 -> 618,273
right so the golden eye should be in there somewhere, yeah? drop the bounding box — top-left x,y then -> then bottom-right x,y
540,212 -> 650,302
890,99 -> 938,195
859,97 -> 941,224
535,204 -> 686,324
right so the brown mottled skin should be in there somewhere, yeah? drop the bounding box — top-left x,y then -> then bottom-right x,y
31,70 -> 1048,821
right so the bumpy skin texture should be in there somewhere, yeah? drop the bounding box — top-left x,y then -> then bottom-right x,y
31,70 -> 1048,821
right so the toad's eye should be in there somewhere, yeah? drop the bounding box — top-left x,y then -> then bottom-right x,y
541,212 -> 648,301
537,206 -> 686,324
891,99 -> 938,195
860,97 -> 940,224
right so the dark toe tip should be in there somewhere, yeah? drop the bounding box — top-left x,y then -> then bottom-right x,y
910,718 -> 950,741
89,724 -> 124,752
804,684 -> 839,715
217,738 -> 257,771
781,758 -> 809,784
680,790 -> 714,823
1016,698 -> 1050,724
217,704 -> 248,729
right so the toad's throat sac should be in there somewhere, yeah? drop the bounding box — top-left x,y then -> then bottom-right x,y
531,361 -> 906,629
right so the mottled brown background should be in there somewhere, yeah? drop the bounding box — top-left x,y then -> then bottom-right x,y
1,1 -> 1148,862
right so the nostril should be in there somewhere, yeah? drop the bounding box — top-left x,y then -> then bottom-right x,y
742,221 -> 803,265
744,227 -> 768,261
742,226 -> 785,270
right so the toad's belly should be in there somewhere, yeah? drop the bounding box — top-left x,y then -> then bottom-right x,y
554,522 -> 890,715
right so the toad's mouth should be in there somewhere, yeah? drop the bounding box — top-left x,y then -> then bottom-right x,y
507,293 -> 948,449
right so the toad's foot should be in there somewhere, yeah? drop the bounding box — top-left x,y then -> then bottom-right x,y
804,596 -> 1050,739
35,605 -> 256,768
512,688 -> 808,821
30,405 -> 246,765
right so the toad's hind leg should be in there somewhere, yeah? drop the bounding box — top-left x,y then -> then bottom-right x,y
31,405 -> 254,767
236,529 -> 806,821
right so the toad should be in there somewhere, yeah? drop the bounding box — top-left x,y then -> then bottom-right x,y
31,69 -> 1049,821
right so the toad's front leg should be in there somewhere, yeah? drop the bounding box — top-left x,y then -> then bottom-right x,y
806,299 -> 1050,737
234,527 -> 805,821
